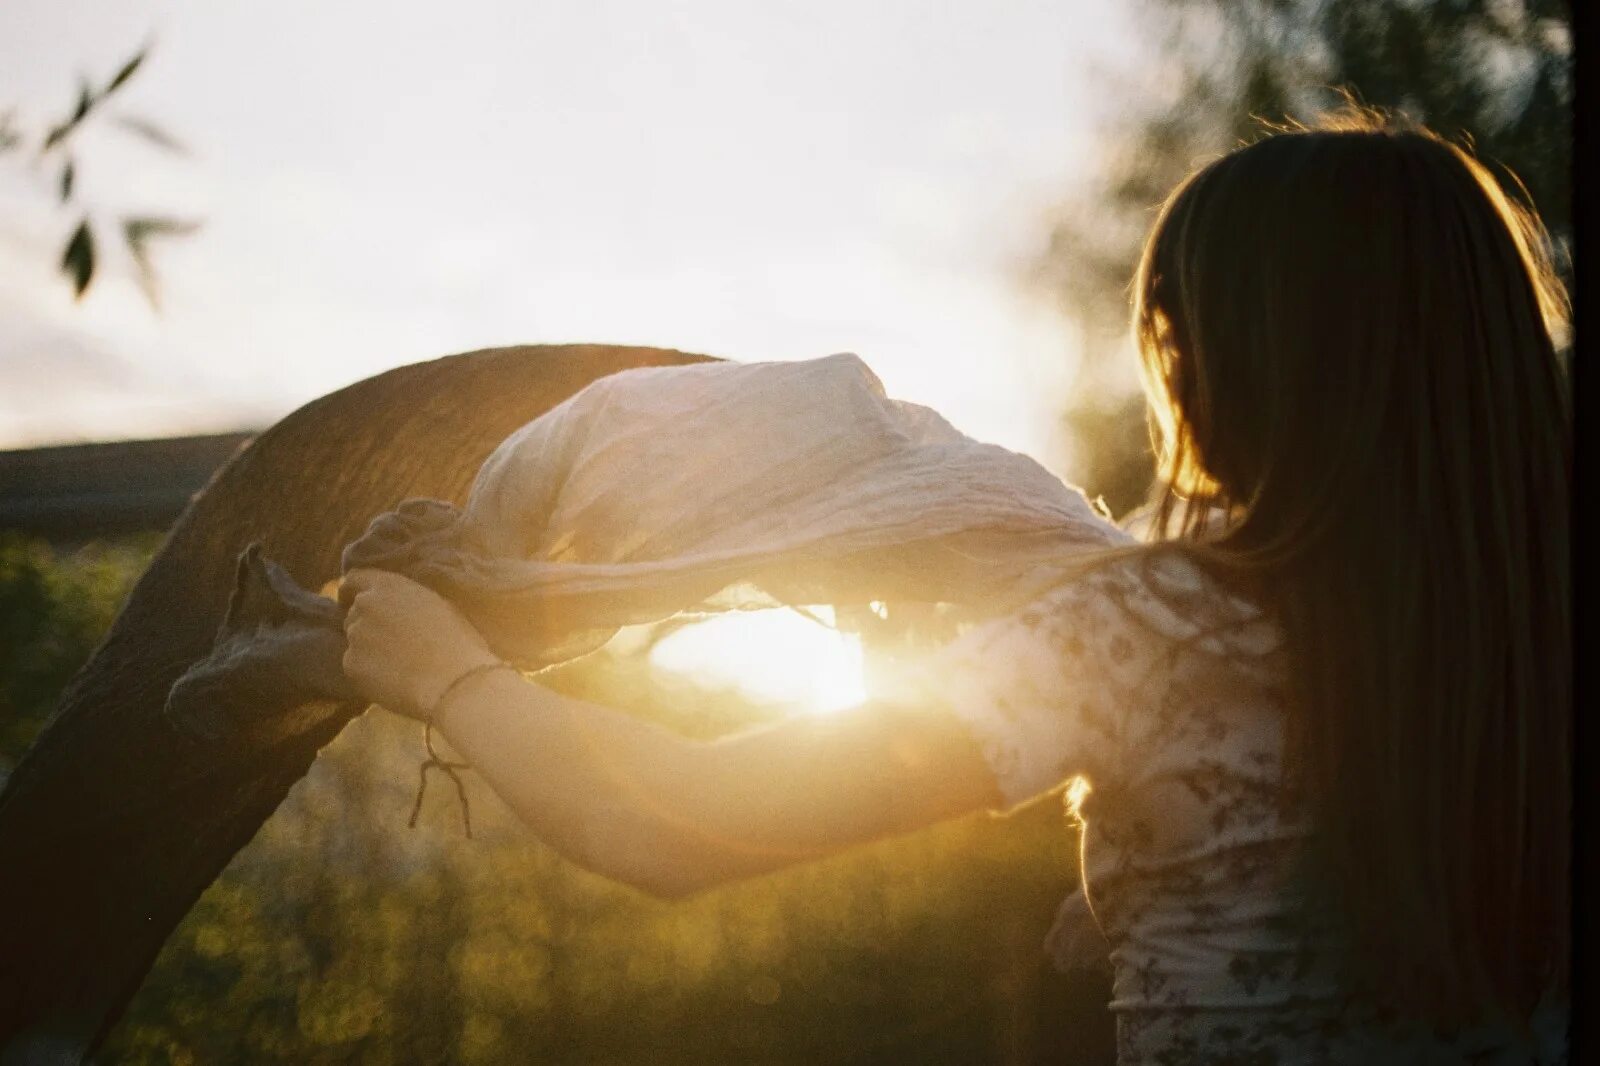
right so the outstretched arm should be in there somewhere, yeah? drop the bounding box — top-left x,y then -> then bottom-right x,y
341,569 -> 1001,900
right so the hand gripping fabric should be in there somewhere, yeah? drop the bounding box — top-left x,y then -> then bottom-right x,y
166,353 -> 1133,738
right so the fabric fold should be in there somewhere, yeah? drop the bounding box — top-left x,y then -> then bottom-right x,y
166,353 -> 1131,739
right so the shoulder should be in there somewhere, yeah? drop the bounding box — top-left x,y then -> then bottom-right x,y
1044,549 -> 1284,663
899,549 -> 1283,811
966,549 -> 1288,717
933,547 -> 1280,720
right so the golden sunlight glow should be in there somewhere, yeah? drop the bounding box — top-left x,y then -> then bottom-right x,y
648,607 -> 868,715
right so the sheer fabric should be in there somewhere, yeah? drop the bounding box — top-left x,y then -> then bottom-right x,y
168,353 -> 1127,742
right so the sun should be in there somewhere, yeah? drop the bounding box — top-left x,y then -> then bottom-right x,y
647,606 -> 868,715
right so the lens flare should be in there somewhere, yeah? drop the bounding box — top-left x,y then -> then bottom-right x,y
648,607 -> 867,715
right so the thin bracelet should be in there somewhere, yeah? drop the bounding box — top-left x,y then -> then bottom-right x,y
409,660 -> 515,839
431,660 -> 516,724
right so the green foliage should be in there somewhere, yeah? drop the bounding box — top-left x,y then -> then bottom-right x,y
1039,0 -> 1572,518
0,533 -> 156,765
0,535 -> 1111,1063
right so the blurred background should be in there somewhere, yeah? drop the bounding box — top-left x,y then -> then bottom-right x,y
0,1 -> 1570,1063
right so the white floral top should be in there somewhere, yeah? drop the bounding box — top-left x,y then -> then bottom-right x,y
917,551 -> 1569,1066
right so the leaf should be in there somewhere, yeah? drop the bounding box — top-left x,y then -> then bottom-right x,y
59,157 -> 75,202
41,124 -> 70,152
112,114 -> 189,155
44,38 -> 157,155
123,216 -> 202,242
104,46 -> 148,95
122,216 -> 202,310
129,255 -> 161,310
69,79 -> 95,124
60,219 -> 95,299
41,81 -> 97,153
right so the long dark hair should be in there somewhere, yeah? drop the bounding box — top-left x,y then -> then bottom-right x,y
1130,106 -> 1571,1026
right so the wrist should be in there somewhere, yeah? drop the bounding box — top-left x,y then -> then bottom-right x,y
428,659 -> 515,734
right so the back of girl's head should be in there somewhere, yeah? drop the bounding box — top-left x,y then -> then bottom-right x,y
1133,105 -> 1570,1027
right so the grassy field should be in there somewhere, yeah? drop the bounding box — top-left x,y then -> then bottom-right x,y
1,534 -> 1115,1065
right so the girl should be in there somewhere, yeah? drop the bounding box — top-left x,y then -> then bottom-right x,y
342,109 -> 1571,1063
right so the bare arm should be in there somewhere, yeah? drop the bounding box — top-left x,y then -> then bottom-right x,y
341,570 -> 1001,899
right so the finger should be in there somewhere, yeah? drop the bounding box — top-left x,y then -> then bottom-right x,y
342,589 -> 380,630
338,568 -> 382,608
347,591 -> 391,627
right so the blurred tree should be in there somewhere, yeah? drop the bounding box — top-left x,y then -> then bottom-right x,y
0,533 -> 156,769
0,43 -> 200,306
1035,0 -> 1572,519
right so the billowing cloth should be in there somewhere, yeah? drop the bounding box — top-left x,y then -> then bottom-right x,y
166,353 -> 1131,738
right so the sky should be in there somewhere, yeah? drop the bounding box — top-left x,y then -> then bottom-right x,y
0,0 -> 1146,471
